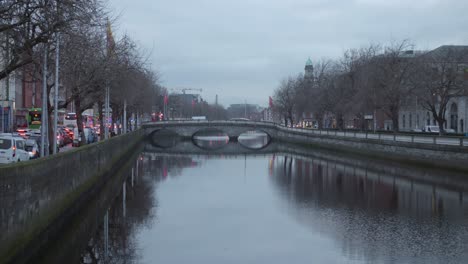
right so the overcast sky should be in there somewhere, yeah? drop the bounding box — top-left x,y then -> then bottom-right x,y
109,0 -> 468,107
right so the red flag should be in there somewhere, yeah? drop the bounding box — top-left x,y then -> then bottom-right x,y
106,19 -> 115,54
164,95 -> 168,105
269,96 -> 273,108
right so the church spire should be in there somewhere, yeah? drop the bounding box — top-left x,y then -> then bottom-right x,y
304,57 -> 313,80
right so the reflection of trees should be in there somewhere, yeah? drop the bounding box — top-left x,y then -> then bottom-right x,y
80,161 -> 155,263
269,155 -> 468,263
143,155 -> 200,181
270,155 -> 468,216
80,155 -> 205,262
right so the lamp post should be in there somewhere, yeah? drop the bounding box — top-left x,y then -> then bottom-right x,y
41,46 -> 48,157
53,33 -> 60,154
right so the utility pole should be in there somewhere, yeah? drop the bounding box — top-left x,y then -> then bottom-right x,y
41,46 -> 48,157
5,36 -> 10,132
53,33 -> 60,154
104,86 -> 109,139
123,99 -> 127,133
53,0 -> 60,153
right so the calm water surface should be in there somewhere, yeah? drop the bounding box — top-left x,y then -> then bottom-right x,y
81,146 -> 468,264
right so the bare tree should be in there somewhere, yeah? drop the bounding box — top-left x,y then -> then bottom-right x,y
273,75 -> 300,126
368,40 -> 415,132
411,46 -> 468,134
0,0 -> 105,80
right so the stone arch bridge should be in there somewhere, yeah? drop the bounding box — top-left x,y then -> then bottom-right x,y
143,120 -> 279,140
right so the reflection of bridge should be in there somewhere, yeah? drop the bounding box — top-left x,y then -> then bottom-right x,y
144,140 -> 279,155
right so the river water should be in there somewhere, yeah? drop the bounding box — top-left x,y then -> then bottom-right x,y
74,135 -> 468,264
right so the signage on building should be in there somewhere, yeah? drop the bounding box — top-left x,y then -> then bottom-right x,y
364,114 -> 373,120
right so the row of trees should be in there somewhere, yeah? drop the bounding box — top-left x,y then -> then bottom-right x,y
1,0 -> 161,149
273,40 -> 468,133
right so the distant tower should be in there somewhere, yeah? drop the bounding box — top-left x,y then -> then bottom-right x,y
304,57 -> 313,80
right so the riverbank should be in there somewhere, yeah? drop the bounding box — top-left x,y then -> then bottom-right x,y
275,126 -> 468,172
0,130 -> 145,264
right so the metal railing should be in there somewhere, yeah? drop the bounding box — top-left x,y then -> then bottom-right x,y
277,125 -> 467,147
143,120 -> 468,147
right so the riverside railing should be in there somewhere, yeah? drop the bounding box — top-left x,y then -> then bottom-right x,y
277,125 -> 468,147
143,120 -> 468,147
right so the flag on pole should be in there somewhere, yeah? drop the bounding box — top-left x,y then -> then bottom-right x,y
164,94 -> 168,105
269,96 -> 273,108
106,19 -> 115,54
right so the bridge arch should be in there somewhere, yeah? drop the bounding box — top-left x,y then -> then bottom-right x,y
237,129 -> 272,150
192,128 -> 230,150
148,128 -> 182,148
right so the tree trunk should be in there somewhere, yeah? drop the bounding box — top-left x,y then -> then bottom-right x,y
111,108 -> 118,136
390,106 -> 399,133
75,97 -> 86,146
436,116 -> 445,135
392,115 -> 399,133
316,112 -> 324,129
336,113 -> 344,130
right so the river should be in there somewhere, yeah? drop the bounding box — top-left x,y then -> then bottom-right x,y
66,133 -> 468,264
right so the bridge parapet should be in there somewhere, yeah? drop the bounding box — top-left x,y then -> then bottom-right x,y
143,120 -> 279,139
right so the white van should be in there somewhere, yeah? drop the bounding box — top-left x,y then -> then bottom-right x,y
424,125 -> 440,133
0,135 -> 30,164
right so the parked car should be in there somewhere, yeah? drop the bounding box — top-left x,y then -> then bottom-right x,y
0,134 -> 30,164
25,139 -> 40,159
56,132 -> 65,147
423,125 -> 440,133
62,126 -> 74,140
445,128 -> 456,134
58,128 -> 72,145
27,135 -> 59,154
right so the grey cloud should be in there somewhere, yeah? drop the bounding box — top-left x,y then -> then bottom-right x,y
110,0 -> 468,106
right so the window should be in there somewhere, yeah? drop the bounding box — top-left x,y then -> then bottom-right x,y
65,113 -> 77,120
403,114 -> 406,128
16,140 -> 24,150
0,139 -> 12,149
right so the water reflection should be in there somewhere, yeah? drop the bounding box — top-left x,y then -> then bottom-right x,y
79,154 -> 204,264
269,155 -> 468,263
192,128 -> 229,149
150,129 -> 181,148
68,144 -> 468,264
80,158 -> 156,264
238,130 -> 270,149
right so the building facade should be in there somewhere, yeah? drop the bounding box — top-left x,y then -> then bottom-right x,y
399,45 -> 468,133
